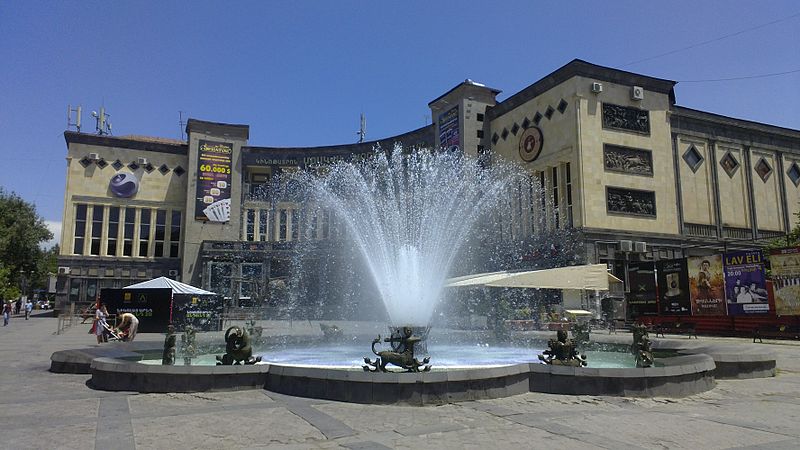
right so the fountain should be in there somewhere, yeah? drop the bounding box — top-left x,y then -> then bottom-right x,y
51,146 -> 766,403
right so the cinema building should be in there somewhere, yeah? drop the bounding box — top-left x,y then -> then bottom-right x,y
57,59 -> 800,320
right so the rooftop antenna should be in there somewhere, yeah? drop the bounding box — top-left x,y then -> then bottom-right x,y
356,113 -> 366,143
91,106 -> 112,135
178,110 -> 187,141
67,105 -> 82,132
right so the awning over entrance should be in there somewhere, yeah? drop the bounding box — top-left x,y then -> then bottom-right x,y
445,264 -> 622,291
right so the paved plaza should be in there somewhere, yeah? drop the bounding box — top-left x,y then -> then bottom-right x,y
2,313 -> 800,449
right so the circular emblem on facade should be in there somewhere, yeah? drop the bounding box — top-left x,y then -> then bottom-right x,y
519,126 -> 544,162
109,173 -> 139,198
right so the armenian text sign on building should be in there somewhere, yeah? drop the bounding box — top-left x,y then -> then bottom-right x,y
723,250 -> 769,315
195,140 -> 233,222
769,247 -> 800,316
688,255 -> 727,315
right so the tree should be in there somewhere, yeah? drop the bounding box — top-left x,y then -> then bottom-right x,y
0,188 -> 54,300
765,210 -> 800,251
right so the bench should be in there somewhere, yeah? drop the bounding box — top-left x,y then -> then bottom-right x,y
654,322 -> 697,339
752,324 -> 800,343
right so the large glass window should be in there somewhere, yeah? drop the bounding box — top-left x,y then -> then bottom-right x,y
259,209 -> 269,241
169,210 -> 181,258
139,208 -> 151,257
73,204 -> 87,255
241,263 -> 263,300
246,209 -> 255,241
123,207 -> 135,257
290,209 -> 299,241
279,209 -> 288,241
69,278 -> 81,303
208,262 -> 232,298
90,205 -> 103,255
154,210 -> 166,257
107,206 -> 119,256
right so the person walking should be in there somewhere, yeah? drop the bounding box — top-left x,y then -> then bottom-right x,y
95,304 -> 109,344
24,300 -> 33,320
3,301 -> 11,326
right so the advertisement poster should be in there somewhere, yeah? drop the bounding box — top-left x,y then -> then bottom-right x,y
171,294 -> 224,332
723,250 -> 769,315
100,288 -> 172,333
195,140 -> 233,222
769,247 -> 800,315
626,262 -> 658,316
657,259 -> 691,315
688,255 -> 727,315
438,106 -> 460,151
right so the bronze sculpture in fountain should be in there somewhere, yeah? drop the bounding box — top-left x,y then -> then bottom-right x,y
363,326 -> 431,372
571,322 -> 590,347
216,326 -> 262,365
538,330 -> 587,367
320,323 -> 344,340
630,323 -> 654,368
181,325 -> 198,366
162,324 -> 176,365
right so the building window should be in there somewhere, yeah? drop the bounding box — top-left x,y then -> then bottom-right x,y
290,209 -> 299,241
552,167 -> 559,229
249,172 -> 270,199
169,210 -> 181,258
321,209 -> 331,239
154,210 -> 166,257
682,144 -> 704,172
279,209 -> 288,242
545,106 -> 555,120
139,208 -> 151,257
511,123 -> 520,136
241,263 -> 263,300
788,162 -> 800,187
107,206 -> 119,256
755,157 -> 773,182
476,113 -> 484,122
123,207 -> 135,256
476,130 -> 483,138
208,262 -> 232,298
259,209 -> 269,241
566,162 -> 573,227
246,209 -> 256,241
720,151 -> 740,178
90,205 -> 103,255
73,204 -> 87,255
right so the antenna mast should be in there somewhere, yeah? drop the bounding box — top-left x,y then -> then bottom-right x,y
179,111 -> 187,140
67,105 -> 82,132
357,113 -> 366,143
92,107 -> 112,135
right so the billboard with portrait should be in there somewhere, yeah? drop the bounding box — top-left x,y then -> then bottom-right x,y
723,250 -> 769,315
438,106 -> 460,150
769,247 -> 800,315
657,259 -> 691,315
688,255 -> 727,315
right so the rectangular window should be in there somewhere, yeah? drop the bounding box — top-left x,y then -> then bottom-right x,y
279,209 -> 288,241
169,210 -> 181,258
259,210 -> 269,241
73,204 -> 87,255
565,162 -> 573,227
476,130 -> 484,138
290,209 -> 299,241
321,209 -> 330,239
240,263 -> 263,300
123,207 -> 135,256
154,210 -> 166,257
476,113 -> 484,122
208,262 -> 232,298
552,167 -> 559,229
107,206 -> 119,256
139,208 -> 151,257
90,205 -> 103,255
246,209 -> 255,241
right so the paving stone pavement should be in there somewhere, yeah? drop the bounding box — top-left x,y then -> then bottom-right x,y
2,312 -> 800,449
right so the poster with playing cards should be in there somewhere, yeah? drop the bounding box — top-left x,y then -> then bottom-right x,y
195,140 -> 233,222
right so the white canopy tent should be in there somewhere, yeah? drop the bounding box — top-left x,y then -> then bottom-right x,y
445,264 -> 622,291
124,277 -> 217,295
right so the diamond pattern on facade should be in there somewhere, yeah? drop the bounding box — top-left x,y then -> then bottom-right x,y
533,112 -> 543,125
682,144 -> 704,172
720,151 -> 740,178
96,159 -> 108,169
545,106 -> 555,119
158,164 -> 170,175
788,162 -> 800,186
173,166 -> 186,176
511,123 -> 520,136
501,128 -> 509,140
144,163 -> 155,173
112,160 -> 123,170
521,117 -> 530,129
558,99 -> 568,113
128,162 -> 140,171
491,133 -> 499,145
79,156 -> 92,168
755,157 -> 773,182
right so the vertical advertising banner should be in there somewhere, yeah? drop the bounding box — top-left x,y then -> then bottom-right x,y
723,250 -> 769,315
438,106 -> 460,151
657,259 -> 691,315
688,255 -> 727,315
195,140 -> 233,222
769,247 -> 800,315
626,262 -> 658,316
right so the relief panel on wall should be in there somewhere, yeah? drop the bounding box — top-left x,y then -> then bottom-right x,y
603,144 -> 653,176
606,187 -> 656,217
602,103 -> 650,134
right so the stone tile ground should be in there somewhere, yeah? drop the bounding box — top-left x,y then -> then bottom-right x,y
2,312 -> 799,449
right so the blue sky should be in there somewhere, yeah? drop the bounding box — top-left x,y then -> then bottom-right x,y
1,1 -> 798,247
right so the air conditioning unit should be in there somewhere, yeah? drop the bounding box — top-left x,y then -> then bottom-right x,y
634,241 -> 647,253
631,86 -> 644,101
57,266 -> 71,275
168,269 -> 178,277
619,240 -> 633,252
137,157 -> 148,166
591,82 -> 603,94
87,153 -> 100,161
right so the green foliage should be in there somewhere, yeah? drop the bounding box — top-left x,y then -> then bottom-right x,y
765,210 -> 800,250
0,188 -> 54,300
